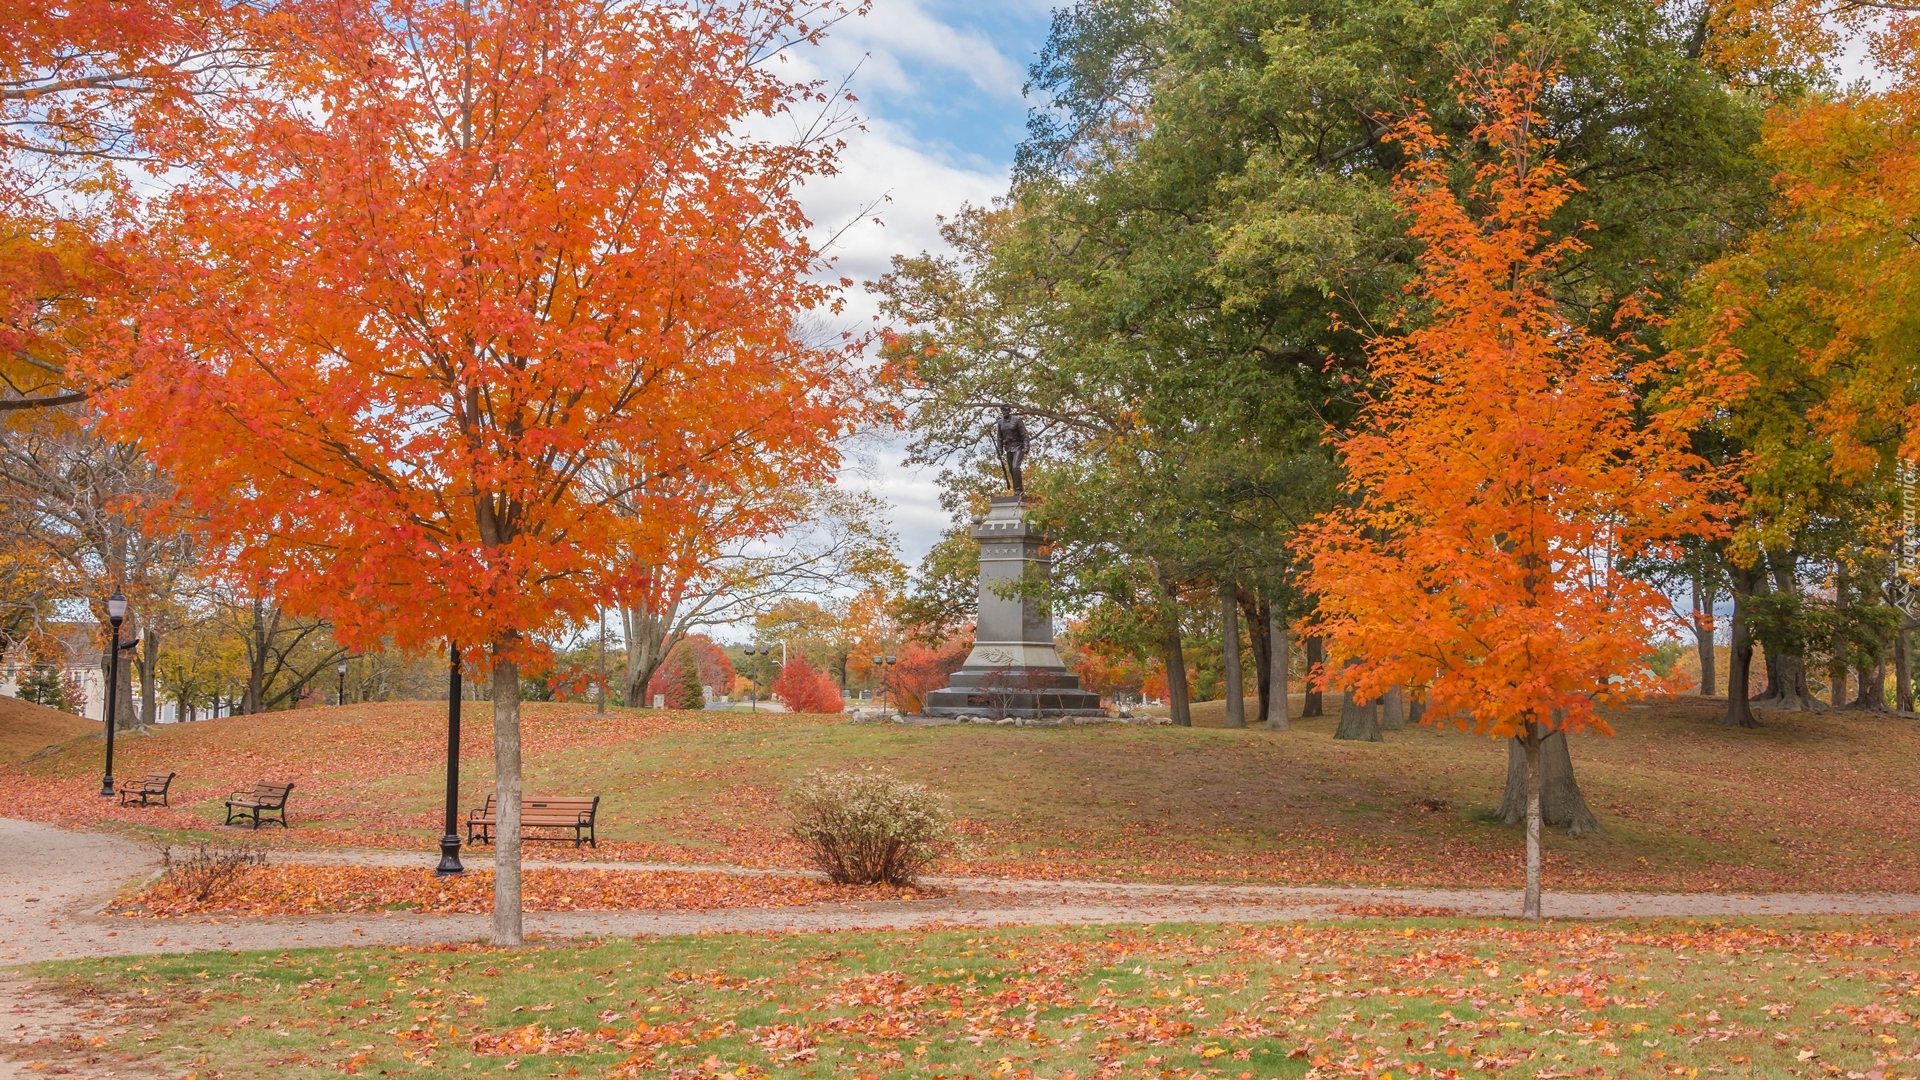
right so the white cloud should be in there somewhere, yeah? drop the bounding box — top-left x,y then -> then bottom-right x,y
799,114 -> 1005,564
774,0 -> 1038,567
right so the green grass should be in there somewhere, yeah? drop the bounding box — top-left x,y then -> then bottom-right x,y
24,919 -> 1920,1079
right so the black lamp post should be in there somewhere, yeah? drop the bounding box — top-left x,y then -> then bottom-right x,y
437,643 -> 464,875
873,654 -> 897,714
99,588 -> 132,797
337,658 -> 348,705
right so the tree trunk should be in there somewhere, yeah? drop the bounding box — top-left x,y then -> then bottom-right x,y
1499,729 -> 1601,836
492,654 -> 524,947
1334,661 -> 1381,741
1220,580 -> 1244,729
1380,687 -> 1405,730
1691,573 -> 1716,696
620,598 -> 680,708
1158,568 -> 1190,727
1724,565 -> 1759,727
1521,724 -> 1543,922
1265,605 -> 1289,730
1407,694 -> 1425,725
1758,651 -> 1819,710
1162,622 -> 1191,727
1751,550 -> 1821,710
1854,661 -> 1887,710
1245,595 -> 1271,729
107,644 -> 135,730
1897,623 -> 1915,713
138,628 -> 158,726
1302,636 -> 1325,717
1829,566 -> 1850,706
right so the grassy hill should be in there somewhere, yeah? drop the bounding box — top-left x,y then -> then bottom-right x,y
0,694 -> 98,764
2,696 -> 1915,891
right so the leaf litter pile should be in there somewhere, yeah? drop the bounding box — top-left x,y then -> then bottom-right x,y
108,865 -> 928,917
33,919 -> 1920,1079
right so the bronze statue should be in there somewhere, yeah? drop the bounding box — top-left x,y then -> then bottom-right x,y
994,404 -> 1028,495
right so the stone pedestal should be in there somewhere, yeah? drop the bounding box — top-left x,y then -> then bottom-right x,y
924,495 -> 1105,718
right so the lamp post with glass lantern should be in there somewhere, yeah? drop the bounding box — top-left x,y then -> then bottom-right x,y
872,654 -> 897,715
337,658 -> 349,705
99,589 -> 135,797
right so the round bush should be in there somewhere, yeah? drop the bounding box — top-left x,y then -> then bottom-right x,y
786,768 -> 952,886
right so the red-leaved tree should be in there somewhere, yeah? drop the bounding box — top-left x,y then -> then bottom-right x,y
772,654 -> 843,714
88,0 -> 864,944
1302,51 -> 1736,920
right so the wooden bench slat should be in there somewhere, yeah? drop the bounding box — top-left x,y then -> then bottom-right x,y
465,794 -> 599,848
118,771 -> 176,807
225,781 -> 294,829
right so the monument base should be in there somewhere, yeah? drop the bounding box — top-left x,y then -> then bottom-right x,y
922,666 -> 1106,719
926,493 -> 1106,719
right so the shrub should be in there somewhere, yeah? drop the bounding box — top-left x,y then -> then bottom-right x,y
159,842 -> 267,901
771,655 -> 843,714
786,768 -> 952,885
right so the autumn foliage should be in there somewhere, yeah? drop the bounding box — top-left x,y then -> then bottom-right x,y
111,863 -> 922,917
772,655 -> 844,714
1302,53 -> 1733,916
880,637 -> 970,714
92,0 -> 861,660
76,0 -> 864,943
647,636 -> 736,709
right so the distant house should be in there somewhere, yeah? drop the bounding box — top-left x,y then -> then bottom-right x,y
0,621 -> 176,723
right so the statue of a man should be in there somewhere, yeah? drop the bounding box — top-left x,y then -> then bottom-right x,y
994,404 -> 1029,495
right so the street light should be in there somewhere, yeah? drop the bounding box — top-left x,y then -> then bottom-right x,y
99,589 -> 134,798
872,654 -> 898,715
437,642 -> 464,876
337,658 -> 348,706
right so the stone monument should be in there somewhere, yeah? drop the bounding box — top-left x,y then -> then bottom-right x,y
923,408 -> 1104,719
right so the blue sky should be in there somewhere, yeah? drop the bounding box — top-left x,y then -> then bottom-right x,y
792,0 -> 1057,568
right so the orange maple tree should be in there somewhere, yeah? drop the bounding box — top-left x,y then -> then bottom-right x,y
1301,52 -> 1735,919
1,0 -> 243,412
83,0 -> 865,944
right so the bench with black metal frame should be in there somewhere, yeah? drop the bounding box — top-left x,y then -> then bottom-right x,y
466,794 -> 599,848
118,771 -> 177,807
225,781 -> 295,829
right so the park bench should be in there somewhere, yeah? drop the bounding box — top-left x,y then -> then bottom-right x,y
224,781 -> 295,829
466,794 -> 599,848
117,771 -> 177,807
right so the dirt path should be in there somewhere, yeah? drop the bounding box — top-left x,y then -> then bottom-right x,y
9,818 -> 1920,970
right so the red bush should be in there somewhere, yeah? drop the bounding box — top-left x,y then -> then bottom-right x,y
773,655 -> 843,714
884,636 -> 971,713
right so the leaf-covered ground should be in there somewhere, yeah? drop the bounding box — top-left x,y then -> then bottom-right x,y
107,865 -> 930,917
21,919 -> 1920,1079
6,698 -> 1920,890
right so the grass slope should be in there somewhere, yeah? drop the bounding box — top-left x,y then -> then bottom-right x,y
2,698 -> 1917,891
0,694 -> 98,764
24,919 -> 1920,1079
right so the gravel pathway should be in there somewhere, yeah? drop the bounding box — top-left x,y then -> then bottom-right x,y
8,817 -> 1920,970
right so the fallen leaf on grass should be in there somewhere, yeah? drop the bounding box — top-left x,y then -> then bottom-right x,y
108,865 -> 935,917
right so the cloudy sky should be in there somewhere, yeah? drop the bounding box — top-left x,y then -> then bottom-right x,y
786,0 -> 1055,567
